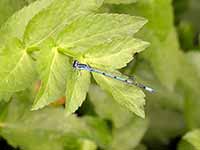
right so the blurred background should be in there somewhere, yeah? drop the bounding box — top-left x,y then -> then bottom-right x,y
0,0 -> 200,150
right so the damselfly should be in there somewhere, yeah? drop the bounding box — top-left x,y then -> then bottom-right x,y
73,60 -> 155,93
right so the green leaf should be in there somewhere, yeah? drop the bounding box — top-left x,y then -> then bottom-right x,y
181,130 -> 200,150
80,139 -> 97,150
65,63 -> 91,115
93,73 -> 145,118
88,85 -> 148,149
24,0 -> 104,47
104,0 -> 137,4
0,0 -> 54,46
31,40 -> 70,110
0,92 -> 12,102
177,53 -> 200,129
0,0 -> 54,94
0,38 -> 36,92
186,51 -> 200,78
0,0 -> 26,26
135,144 -> 148,150
111,117 -> 148,150
83,37 -> 149,69
178,140 -> 195,150
109,0 -> 182,90
0,98 -> 111,150
88,85 -> 135,128
57,13 -> 147,54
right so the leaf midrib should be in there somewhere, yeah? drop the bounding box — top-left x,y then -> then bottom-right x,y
36,48 -> 59,102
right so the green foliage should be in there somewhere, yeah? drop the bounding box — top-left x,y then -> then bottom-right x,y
109,0 -> 182,90
104,0 -> 137,4
24,0 -> 104,47
65,64 -> 91,115
89,85 -> 148,149
0,0 -> 26,26
93,73 -> 145,118
0,0 -> 200,150
32,39 -> 69,110
0,38 -> 36,92
179,130 -> 200,150
0,0 -> 148,117
0,97 -> 111,150
57,14 -> 147,55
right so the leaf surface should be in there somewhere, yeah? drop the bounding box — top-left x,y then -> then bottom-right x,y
184,130 -> 200,150
83,37 -> 149,69
0,0 -> 53,46
65,64 -> 91,115
57,13 -> 147,55
24,0 -> 103,47
93,73 -> 146,118
0,0 -> 54,95
32,40 -> 69,110
105,0 -> 137,4
0,98 -> 111,150
0,38 -> 36,92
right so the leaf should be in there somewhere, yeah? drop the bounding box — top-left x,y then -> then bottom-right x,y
133,59 -> 184,112
88,85 -> 148,149
93,73 -> 146,118
24,0 -> 104,47
0,98 -> 111,150
178,140 -> 195,150
180,130 -> 200,150
177,53 -> 200,129
88,85 -> 135,128
65,62 -> 91,115
109,0 -> 182,90
83,37 -> 149,69
0,0 -> 54,94
104,0 -> 137,4
0,0 -> 26,26
32,40 -> 70,110
186,51 -> 200,78
0,38 -> 36,92
111,117 -> 148,150
0,92 -> 12,102
57,13 -> 147,55
0,0 -> 54,46
144,106 -> 185,146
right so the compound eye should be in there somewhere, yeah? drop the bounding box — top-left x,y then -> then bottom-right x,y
73,60 -> 79,68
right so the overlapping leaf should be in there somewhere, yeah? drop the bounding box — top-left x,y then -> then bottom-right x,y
93,73 -> 146,118
56,13 -> 148,117
179,130 -> 200,150
0,0 -> 53,46
109,0 -> 182,90
0,38 -> 36,92
24,0 -> 104,47
0,98 -> 111,150
111,118 -> 148,150
58,14 -> 147,54
0,0 -> 148,118
88,85 -> 134,128
65,62 -> 91,115
89,85 -> 148,149
83,37 -> 149,69
0,0 -> 54,97
32,39 -> 69,110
